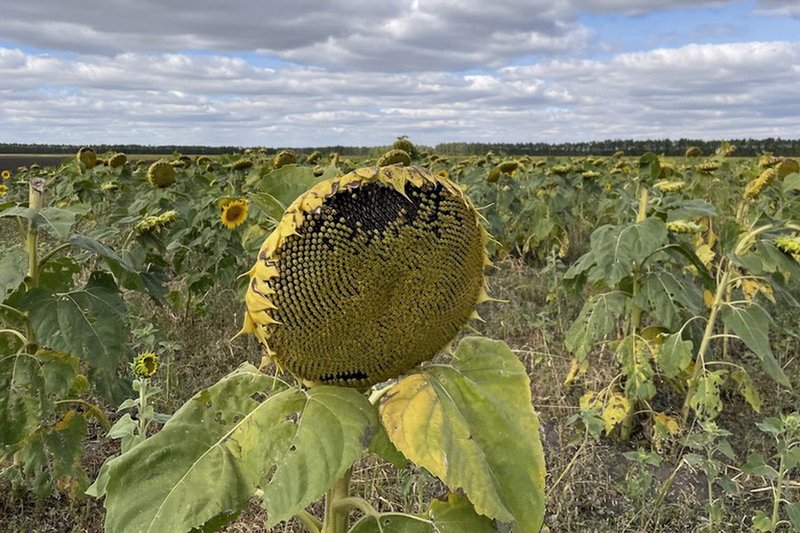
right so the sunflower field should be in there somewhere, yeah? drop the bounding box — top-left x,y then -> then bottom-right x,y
1,141 -> 799,532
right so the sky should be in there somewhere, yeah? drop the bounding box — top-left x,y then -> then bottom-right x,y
0,0 -> 798,147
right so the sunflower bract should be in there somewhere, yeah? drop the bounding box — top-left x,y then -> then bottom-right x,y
243,165 -> 488,387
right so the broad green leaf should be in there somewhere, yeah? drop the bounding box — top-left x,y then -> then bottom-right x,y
664,199 -> 717,221
252,164 -> 322,220
639,271 -> 701,330
783,172 -> 800,193
752,510 -> 772,531
429,492 -> 497,533
0,247 -> 27,301
101,365 -> 375,533
787,501 -> 800,531
0,205 -> 86,240
639,152 -> 660,181
659,332 -> 693,379
367,422 -> 408,469
69,234 -> 166,300
22,272 -> 128,375
587,217 -> 668,286
68,234 -> 136,272
38,206 -> 87,240
565,292 -> 626,360
720,305 -> 791,387
261,386 -> 376,527
741,453 -> 778,478
380,337 -> 546,532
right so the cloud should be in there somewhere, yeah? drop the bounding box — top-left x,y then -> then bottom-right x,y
755,0 -> 800,17
0,41 -> 797,146
0,0 -> 740,72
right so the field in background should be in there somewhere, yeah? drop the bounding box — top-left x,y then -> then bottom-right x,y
1,144 -> 799,532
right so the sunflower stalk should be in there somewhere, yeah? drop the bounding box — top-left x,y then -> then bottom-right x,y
322,468 -> 352,533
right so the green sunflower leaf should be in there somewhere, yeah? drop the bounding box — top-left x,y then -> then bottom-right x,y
99,365 -> 376,533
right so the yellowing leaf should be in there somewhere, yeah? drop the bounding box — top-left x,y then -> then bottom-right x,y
600,392 -> 632,435
731,370 -> 761,413
563,358 -> 589,387
653,412 -> 680,437
696,244 -> 715,268
703,289 -> 715,309
740,279 -> 775,303
380,337 -> 546,532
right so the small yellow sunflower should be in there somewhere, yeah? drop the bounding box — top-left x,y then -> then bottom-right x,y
0,184 -> 7,197
1,170 -> 11,180
131,352 -> 159,378
220,199 -> 249,229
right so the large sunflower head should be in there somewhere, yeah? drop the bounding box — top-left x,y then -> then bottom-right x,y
220,198 -> 249,229
241,165 -> 489,388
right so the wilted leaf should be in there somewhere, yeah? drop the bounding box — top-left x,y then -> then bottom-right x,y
731,370 -> 761,413
380,337 -> 545,532
100,365 -> 375,533
616,335 -> 656,401
720,305 -> 790,387
688,370 -> 727,420
565,292 -> 626,360
658,332 -> 693,379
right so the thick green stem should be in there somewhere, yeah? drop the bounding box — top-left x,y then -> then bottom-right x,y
681,267 -> 731,422
25,178 -> 44,288
322,468 -> 352,533
620,189 -> 649,440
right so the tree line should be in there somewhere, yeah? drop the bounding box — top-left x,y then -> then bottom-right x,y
1,138 -> 798,157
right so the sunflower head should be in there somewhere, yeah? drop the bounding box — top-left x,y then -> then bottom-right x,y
0,184 -> 8,197
108,153 -> 127,168
146,160 -> 176,188
220,199 -> 249,229
306,150 -> 322,164
131,352 -> 159,378
242,165 -> 489,388
654,180 -> 686,193
77,147 -> 97,168
229,159 -> 254,171
685,146 -> 702,158
135,210 -> 178,235
392,136 -> 415,155
273,150 -> 297,169
1,170 -> 10,180
377,149 -> 411,167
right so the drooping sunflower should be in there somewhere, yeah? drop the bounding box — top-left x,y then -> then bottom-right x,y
0,184 -> 8,197
241,165 -> 490,388
220,199 -> 249,229
76,147 -> 97,168
146,160 -> 176,188
131,352 -> 159,378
